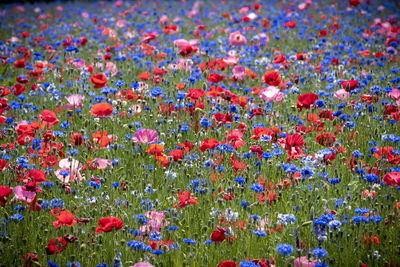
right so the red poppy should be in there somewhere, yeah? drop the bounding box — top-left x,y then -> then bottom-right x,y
273,55 -> 286,64
374,147 -> 400,165
180,46 -> 197,57
39,110 -> 59,128
284,21 -> 296,28
211,226 -> 226,243
262,70 -> 281,86
177,191 -> 199,208
200,138 -> 220,152
13,84 -> 26,96
187,88 -> 205,100
45,237 -> 68,255
14,59 -> 26,69
90,103 -> 113,117
90,73 -> 108,88
70,132 -> 83,146
0,185 -> 11,207
285,133 -> 304,150
0,159 -> 7,171
138,72 -> 152,80
217,261 -> 238,267
383,105 -> 399,121
296,93 -> 318,111
208,73 -> 226,83
316,132 -> 336,146
169,149 -> 185,161
341,80 -> 359,92
95,217 -> 124,234
53,210 -> 77,228
22,253 -> 39,267
383,172 -> 400,186
26,170 -> 49,184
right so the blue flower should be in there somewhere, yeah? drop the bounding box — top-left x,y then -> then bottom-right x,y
253,230 -> 266,237
300,166 -> 314,179
365,174 -> 378,183
277,244 -> 293,256
250,183 -> 263,192
312,247 -> 328,259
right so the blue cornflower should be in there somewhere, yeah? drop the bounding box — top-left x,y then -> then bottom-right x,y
253,230 -> 266,237
277,244 -> 293,256
300,166 -> 314,179
312,247 -> 328,259
250,183 -> 263,192
365,174 -> 378,183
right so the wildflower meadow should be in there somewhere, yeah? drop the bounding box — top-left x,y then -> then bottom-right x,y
0,0 -> 400,266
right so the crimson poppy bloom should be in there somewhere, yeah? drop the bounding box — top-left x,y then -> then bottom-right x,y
211,226 -> 226,243
217,261 -> 238,267
14,59 -> 26,69
90,103 -> 113,117
95,217 -> 124,234
341,80 -> 359,92
262,70 -> 281,86
45,237 -> 68,255
296,93 -> 318,111
200,138 -> 220,152
383,172 -> 400,186
316,132 -> 336,146
13,84 -> 26,96
284,21 -> 296,28
0,185 -> 12,207
90,73 -> 108,88
208,73 -> 226,83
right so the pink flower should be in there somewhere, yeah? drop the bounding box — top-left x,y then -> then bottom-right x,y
334,89 -> 350,100
232,65 -> 246,80
223,56 -> 239,66
132,129 -> 159,144
72,59 -> 85,68
239,6 -> 250,14
13,186 -> 36,203
64,94 -> 85,110
105,62 -> 118,76
294,257 -> 318,267
92,158 -> 112,170
55,158 -> 83,183
116,20 -> 127,28
140,210 -> 170,234
159,15 -> 169,24
229,31 -> 247,46
173,39 -> 198,49
260,86 -> 284,102
133,263 -> 153,267
388,88 -> 400,106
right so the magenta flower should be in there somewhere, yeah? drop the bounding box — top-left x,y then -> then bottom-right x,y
64,94 -> 85,110
334,89 -> 350,100
132,129 -> 159,144
229,31 -> 247,46
232,65 -> 246,80
55,158 -> 83,183
13,186 -> 36,203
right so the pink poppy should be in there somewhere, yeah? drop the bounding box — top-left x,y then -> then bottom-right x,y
229,31 -> 247,46
294,257 -> 318,267
259,86 -> 284,102
13,186 -> 36,203
133,263 -> 153,267
173,39 -> 198,50
140,210 -> 170,234
334,89 -> 350,100
132,129 -> 159,144
55,158 -> 83,183
388,88 -> 400,106
64,94 -> 85,110
233,65 -> 246,80
92,158 -> 112,170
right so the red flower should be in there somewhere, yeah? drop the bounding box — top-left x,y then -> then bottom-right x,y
273,55 -> 286,64
0,159 -> 7,171
13,83 -> 26,96
26,170 -> 49,184
0,185 -> 12,207
217,261 -> 238,267
45,237 -> 68,255
296,93 -> 318,111
285,133 -> 304,150
22,253 -> 38,267
341,80 -> 359,92
200,138 -> 220,152
177,191 -> 199,208
187,88 -> 205,100
95,217 -> 124,234
284,21 -> 296,28
211,226 -> 226,243
316,132 -> 336,147
90,103 -> 113,118
262,70 -> 281,86
383,172 -> 400,186
383,105 -> 399,121
90,73 -> 108,88
138,72 -> 152,80
53,210 -> 77,228
70,132 -> 83,146
14,59 -> 26,69
180,46 -> 196,57
208,73 -> 226,83
169,149 -> 185,161
39,110 -> 59,128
